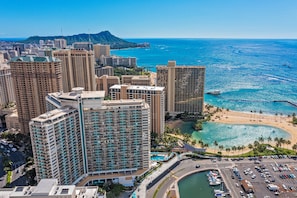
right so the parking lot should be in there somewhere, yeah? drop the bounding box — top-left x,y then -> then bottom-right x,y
221,156 -> 297,197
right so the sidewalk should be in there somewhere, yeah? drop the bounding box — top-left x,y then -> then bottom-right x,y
131,155 -> 180,198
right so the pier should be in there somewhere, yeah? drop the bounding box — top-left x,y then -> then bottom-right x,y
273,100 -> 297,108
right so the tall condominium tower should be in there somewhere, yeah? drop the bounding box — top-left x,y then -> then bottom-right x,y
110,84 -> 165,135
0,64 -> 15,108
30,107 -> 83,184
33,88 -> 150,186
157,61 -> 205,114
95,75 -> 120,96
95,65 -> 114,77
10,56 -> 62,134
54,38 -> 67,49
53,49 -> 96,92
93,44 -> 110,62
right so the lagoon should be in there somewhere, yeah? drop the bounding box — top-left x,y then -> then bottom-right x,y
181,122 -> 291,148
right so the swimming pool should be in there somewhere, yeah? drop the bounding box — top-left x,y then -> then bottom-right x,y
150,152 -> 172,162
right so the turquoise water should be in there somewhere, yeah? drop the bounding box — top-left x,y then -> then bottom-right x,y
112,39 -> 297,115
181,122 -> 291,148
150,155 -> 165,161
178,171 -> 226,198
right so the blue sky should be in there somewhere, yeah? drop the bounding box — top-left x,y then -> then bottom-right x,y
1,0 -> 297,38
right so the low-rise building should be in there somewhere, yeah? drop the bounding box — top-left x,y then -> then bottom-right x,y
0,178 -> 102,198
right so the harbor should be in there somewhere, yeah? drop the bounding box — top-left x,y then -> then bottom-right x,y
178,169 -> 230,198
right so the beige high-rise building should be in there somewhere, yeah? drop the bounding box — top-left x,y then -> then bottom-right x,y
0,64 -> 15,108
121,75 -> 151,86
95,65 -> 114,77
53,49 -> 96,92
10,56 -> 62,134
0,52 -> 5,63
54,38 -> 67,49
93,44 -> 110,61
110,84 -> 165,135
95,75 -> 120,96
157,61 -> 205,115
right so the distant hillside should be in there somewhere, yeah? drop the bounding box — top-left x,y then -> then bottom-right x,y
22,31 -> 145,49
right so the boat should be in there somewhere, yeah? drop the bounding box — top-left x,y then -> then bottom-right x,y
214,190 -> 226,197
206,90 -> 221,95
207,171 -> 222,186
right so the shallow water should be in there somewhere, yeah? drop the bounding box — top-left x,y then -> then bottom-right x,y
181,122 -> 291,148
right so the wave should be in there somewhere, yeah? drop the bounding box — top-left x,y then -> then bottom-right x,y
263,74 -> 297,83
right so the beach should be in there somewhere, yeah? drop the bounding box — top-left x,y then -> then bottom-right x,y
210,108 -> 297,145
166,106 -> 297,155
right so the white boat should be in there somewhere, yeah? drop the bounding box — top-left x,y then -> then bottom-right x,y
208,171 -> 221,186
209,179 -> 221,186
206,90 -> 221,95
214,190 -> 226,197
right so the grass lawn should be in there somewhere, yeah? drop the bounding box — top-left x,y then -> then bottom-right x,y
6,170 -> 12,184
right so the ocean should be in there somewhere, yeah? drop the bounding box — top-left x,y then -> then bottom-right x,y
111,38 -> 297,115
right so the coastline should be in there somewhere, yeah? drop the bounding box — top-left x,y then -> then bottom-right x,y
210,108 -> 297,144
166,106 -> 297,155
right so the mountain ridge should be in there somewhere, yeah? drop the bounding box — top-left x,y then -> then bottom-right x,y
21,31 -> 146,49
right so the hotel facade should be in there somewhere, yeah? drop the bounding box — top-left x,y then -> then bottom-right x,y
31,88 -> 150,186
157,61 -> 205,115
53,49 -> 96,92
10,56 -> 63,134
110,84 -> 165,135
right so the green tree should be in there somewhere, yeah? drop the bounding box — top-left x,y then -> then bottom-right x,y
292,143 -> 297,151
258,136 -> 264,143
248,144 -> 253,150
267,136 -> 272,144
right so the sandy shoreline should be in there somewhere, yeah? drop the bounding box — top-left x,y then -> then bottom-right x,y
166,107 -> 297,155
211,108 -> 297,144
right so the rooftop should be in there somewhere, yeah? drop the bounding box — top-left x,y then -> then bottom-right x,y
54,89 -> 105,100
110,84 -> 164,91
31,106 -> 75,122
10,56 -> 60,63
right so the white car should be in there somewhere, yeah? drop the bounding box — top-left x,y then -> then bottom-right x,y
251,174 -> 256,179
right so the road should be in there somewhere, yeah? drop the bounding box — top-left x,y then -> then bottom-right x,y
146,156 -> 297,198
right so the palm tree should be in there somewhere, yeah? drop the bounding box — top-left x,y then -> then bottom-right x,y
279,138 -> 285,148
219,145 -> 224,152
254,141 -> 260,148
248,144 -> 253,150
286,140 -> 291,149
274,137 -> 279,145
237,146 -> 242,153
241,145 -> 246,153
292,143 -> 297,151
225,148 -> 231,156
267,136 -> 272,144
258,136 -> 264,144
232,146 -> 237,153
214,140 -> 218,150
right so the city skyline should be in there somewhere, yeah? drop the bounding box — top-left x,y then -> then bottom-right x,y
1,0 -> 297,39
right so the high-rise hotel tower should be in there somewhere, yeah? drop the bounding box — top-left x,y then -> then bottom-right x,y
0,64 -> 15,108
10,56 -> 62,134
110,84 -> 165,135
53,49 -> 96,92
31,88 -> 150,186
157,61 -> 205,115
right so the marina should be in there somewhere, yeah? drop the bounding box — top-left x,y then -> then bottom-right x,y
178,170 -> 230,198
